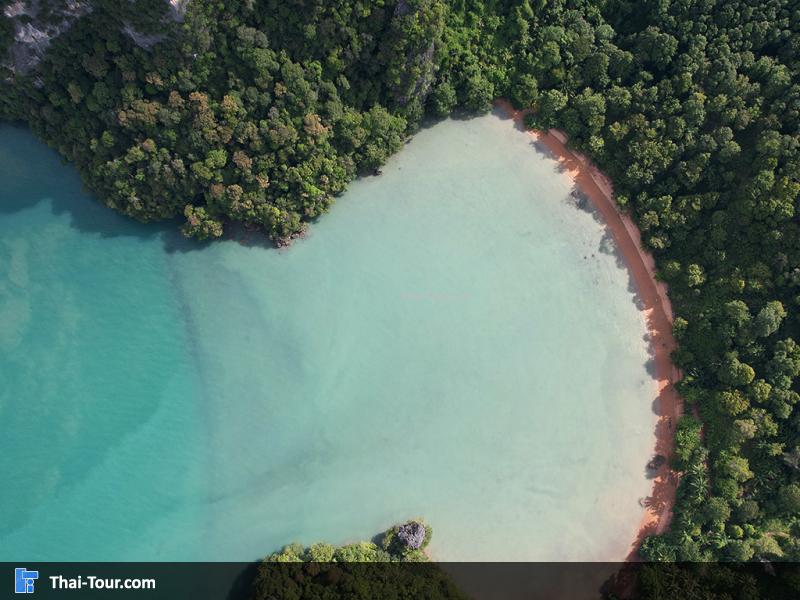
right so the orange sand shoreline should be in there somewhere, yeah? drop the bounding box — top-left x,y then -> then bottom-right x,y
495,100 -> 683,561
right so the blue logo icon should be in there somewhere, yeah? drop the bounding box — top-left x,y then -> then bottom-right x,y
14,568 -> 38,594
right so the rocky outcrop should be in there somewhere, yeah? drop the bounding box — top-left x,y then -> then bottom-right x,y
383,0 -> 443,111
2,0 -> 189,74
396,520 -> 426,549
167,0 -> 188,23
121,22 -> 165,49
3,0 -> 92,75
121,0 -> 189,48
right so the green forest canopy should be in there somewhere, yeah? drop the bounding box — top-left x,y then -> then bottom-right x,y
2,0 -> 799,562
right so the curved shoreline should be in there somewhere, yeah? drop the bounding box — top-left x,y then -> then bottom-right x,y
495,100 -> 683,561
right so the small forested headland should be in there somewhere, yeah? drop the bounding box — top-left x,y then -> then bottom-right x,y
253,520 -> 469,600
266,519 -> 434,563
2,0 -> 800,565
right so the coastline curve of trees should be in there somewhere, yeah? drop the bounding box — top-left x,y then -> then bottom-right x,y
2,0 -> 800,563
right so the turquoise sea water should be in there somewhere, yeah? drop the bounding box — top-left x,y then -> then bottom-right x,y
0,113 -> 655,561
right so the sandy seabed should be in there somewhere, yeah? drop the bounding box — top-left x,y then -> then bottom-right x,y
495,100 -> 684,561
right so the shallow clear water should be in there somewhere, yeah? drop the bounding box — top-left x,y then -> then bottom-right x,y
0,112 -> 655,561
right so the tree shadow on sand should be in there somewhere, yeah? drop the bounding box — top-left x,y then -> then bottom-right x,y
491,108 -> 685,561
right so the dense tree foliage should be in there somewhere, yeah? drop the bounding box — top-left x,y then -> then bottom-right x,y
2,0 -> 800,562
633,563 -> 800,599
